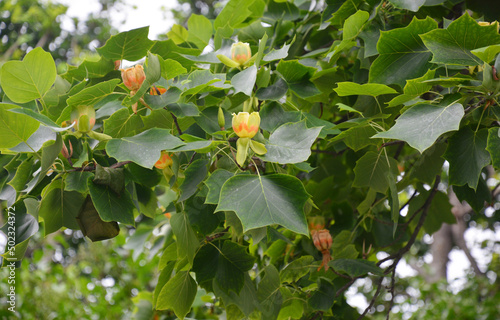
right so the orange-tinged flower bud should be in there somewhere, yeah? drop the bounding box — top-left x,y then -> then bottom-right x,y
114,60 -> 121,70
231,42 -> 252,65
150,86 -> 167,95
232,112 -> 260,138
121,65 -> 146,91
71,105 -> 96,133
311,229 -> 332,252
155,151 -> 173,169
308,216 -> 325,231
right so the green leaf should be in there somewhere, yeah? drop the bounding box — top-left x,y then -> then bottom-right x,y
408,190 -> 455,235
387,69 -> 436,107
471,44 -> 500,63
308,278 -> 335,312
453,177 -> 491,213
93,164 -> 125,194
257,264 -> 282,319
67,79 -> 120,107
0,200 -> 38,246
193,240 -> 256,294
329,124 -> 378,151
7,157 -> 35,192
0,103 -> 40,149
103,107 -> 144,138
388,0 -> 426,12
97,26 -> 154,61
327,10 -> 369,62
409,142 -> 446,184
369,17 -> 438,88
204,169 -> 235,204
173,70 -> 230,96
143,88 -> 182,111
232,65 -> 257,96
487,127 -> 500,170
353,151 -> 399,193
373,102 -> 464,153
329,259 -> 384,277
214,0 -> 256,30
65,171 -> 94,193
167,24 -> 189,44
106,128 -> 184,169
444,127 -> 490,189
9,126 -> 56,152
170,212 -> 199,266
276,60 -> 316,83
263,42 -> 291,62
7,108 -> 69,132
263,121 -> 322,164
76,197 -> 120,242
323,0 -> 363,27
156,271 -> 197,319
280,256 -> 315,283
256,77 -> 288,101
216,174 -> 310,235
421,13 -> 500,66
185,197 -> 220,235
213,274 -> 259,317
334,82 -> 398,97
0,47 -> 56,103
159,58 -> 187,80
187,14 -> 213,49
39,179 -> 86,235
179,159 -> 209,202
65,56 -> 115,80
87,180 -> 136,225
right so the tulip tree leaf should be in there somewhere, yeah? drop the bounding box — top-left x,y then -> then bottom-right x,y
193,240 -> 256,294
232,65 -> 257,96
67,79 -> 120,107
329,259 -> 384,277
373,102 -> 464,153
0,104 -> 40,149
257,264 -> 282,319
353,151 -> 399,193
178,159 -> 209,202
88,180 -> 136,225
280,256 -> 315,283
334,82 -> 398,97
369,16 -> 437,88
444,127 -> 490,190
387,69 -> 436,107
0,47 -> 56,103
156,271 -> 197,319
387,0 -> 426,12
170,212 -> 199,266
204,169 -> 235,204
103,107 -> 144,138
263,121 -> 322,164
487,127 -> 500,170
421,13 -> 500,66
106,128 -> 184,169
97,26 -> 154,61
187,14 -> 213,49
216,174 -> 310,235
39,179 -> 86,235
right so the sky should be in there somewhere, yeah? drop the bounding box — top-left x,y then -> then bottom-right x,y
57,0 -> 179,40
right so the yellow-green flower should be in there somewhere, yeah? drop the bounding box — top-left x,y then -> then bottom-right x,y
231,42 -> 252,65
232,112 -> 260,138
71,105 -> 96,133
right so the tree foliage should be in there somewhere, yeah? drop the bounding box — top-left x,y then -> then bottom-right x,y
1,0 -> 500,319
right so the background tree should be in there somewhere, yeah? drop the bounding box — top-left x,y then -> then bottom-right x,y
1,0 -> 500,319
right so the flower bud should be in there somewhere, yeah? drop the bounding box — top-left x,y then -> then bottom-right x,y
114,60 -> 121,70
121,65 -> 146,91
150,86 -> 167,95
218,106 -> 225,129
311,229 -> 332,252
231,42 -> 252,65
71,105 -> 96,133
308,216 -> 325,231
155,151 -> 173,169
232,112 -> 260,139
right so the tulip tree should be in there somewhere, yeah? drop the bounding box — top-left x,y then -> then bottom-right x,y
1,0 -> 500,318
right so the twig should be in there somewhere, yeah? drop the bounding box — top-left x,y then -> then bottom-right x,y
170,112 -> 183,136
386,268 -> 396,320
205,227 -> 230,242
